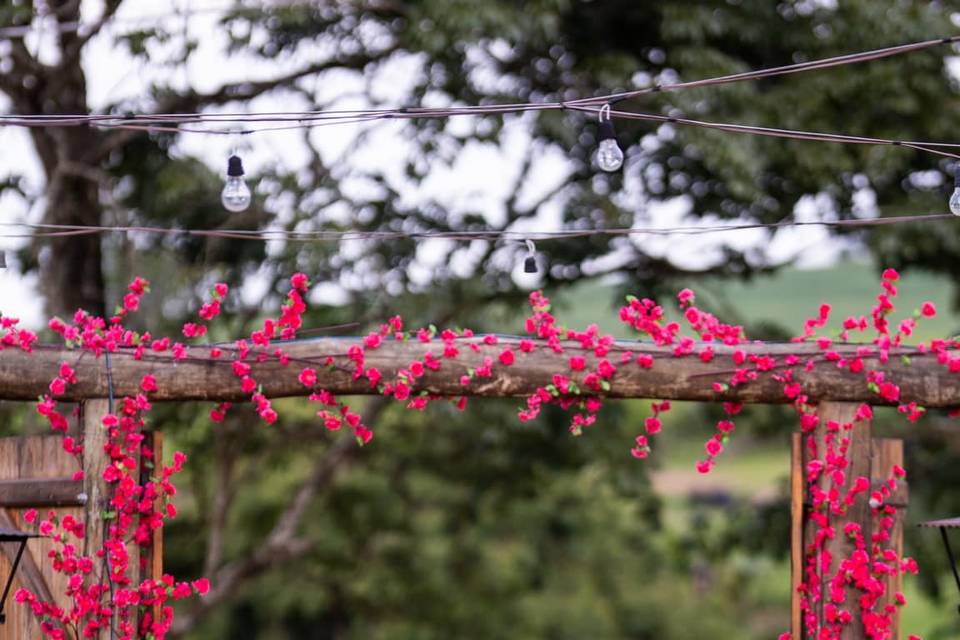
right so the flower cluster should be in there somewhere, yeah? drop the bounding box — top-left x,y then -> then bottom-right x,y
5,267 -> 946,639
18,278 -> 206,640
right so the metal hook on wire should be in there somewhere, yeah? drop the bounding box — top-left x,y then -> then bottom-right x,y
598,103 -> 612,123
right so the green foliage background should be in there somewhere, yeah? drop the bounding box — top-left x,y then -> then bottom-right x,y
4,1 -> 960,638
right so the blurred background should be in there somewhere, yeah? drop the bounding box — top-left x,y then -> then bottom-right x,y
3,1 -> 960,637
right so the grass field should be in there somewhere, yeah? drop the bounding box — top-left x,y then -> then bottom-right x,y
550,260 -> 959,341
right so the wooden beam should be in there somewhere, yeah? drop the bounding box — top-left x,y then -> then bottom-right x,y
1,339 -> 958,405
0,478 -> 86,508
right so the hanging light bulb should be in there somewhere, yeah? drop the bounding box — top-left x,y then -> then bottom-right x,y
595,104 -> 624,172
950,165 -> 960,216
523,239 -> 538,273
221,154 -> 252,212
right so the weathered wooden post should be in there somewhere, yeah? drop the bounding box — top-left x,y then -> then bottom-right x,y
791,402 -> 908,640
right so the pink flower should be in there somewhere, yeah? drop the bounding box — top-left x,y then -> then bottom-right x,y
569,356 -> 586,371
122,292 -> 140,312
921,301 -> 936,318
705,439 -> 723,456
677,288 -> 695,306
881,268 -> 899,281
644,417 -> 661,434
128,276 -> 149,294
877,382 -> 899,402
498,349 -> 515,366
192,578 -> 211,595
290,273 -> 310,292
630,447 -> 649,459
298,368 -> 318,387
140,375 -> 157,392
214,282 -> 229,298
49,377 -> 67,396
24,509 -> 37,524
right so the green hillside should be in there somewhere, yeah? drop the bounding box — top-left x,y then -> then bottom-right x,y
549,261 -> 959,342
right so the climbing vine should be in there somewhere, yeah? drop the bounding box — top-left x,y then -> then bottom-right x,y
0,267 -> 946,639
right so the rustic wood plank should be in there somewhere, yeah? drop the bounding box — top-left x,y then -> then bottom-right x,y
1,340 -> 959,405
872,438 -> 906,640
0,478 -> 86,508
0,436 -> 88,639
0,509 -> 55,605
791,432 -> 803,639
81,400 -> 109,573
811,402 -> 872,640
150,432 -> 163,628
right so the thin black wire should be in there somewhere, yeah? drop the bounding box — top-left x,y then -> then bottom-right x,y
567,104 -> 960,160
0,213 -> 953,244
0,34 -> 955,158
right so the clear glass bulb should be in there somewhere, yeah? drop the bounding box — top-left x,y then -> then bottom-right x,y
595,138 -> 624,172
221,176 -> 251,212
950,187 -> 960,216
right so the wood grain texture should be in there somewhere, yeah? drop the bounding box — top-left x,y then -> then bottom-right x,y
0,436 -> 84,639
872,439 -> 907,640
0,478 -> 85,507
791,432 -> 804,639
801,403 -> 872,640
2,339 -> 959,404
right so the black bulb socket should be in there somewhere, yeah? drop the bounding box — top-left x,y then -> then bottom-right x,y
0,252 -> 6,269
598,119 -> 616,142
954,165 -> 960,188
523,255 -> 537,273
227,155 -> 245,177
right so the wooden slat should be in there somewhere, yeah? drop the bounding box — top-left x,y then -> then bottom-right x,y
0,510 -> 55,605
872,438 -> 906,640
81,400 -> 110,564
791,432 -> 803,639
0,436 -> 84,639
816,402 -> 872,640
0,478 -> 86,508
150,432 -> 163,628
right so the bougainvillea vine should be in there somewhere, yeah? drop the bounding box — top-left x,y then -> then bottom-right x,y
0,267 -> 947,638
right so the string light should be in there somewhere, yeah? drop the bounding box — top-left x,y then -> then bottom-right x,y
523,239 -> 538,273
595,104 -> 624,172
950,165 -> 960,216
221,155 -> 251,212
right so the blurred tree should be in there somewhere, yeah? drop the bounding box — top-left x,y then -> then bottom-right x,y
3,0 -> 960,637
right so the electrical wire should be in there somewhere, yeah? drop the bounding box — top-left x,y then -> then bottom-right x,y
565,105 -> 960,159
0,34 -> 955,159
0,213 -> 952,244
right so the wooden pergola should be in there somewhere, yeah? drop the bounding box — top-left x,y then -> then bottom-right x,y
0,336 -> 952,638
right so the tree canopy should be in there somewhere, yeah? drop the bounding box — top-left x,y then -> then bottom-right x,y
3,1 -> 960,638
